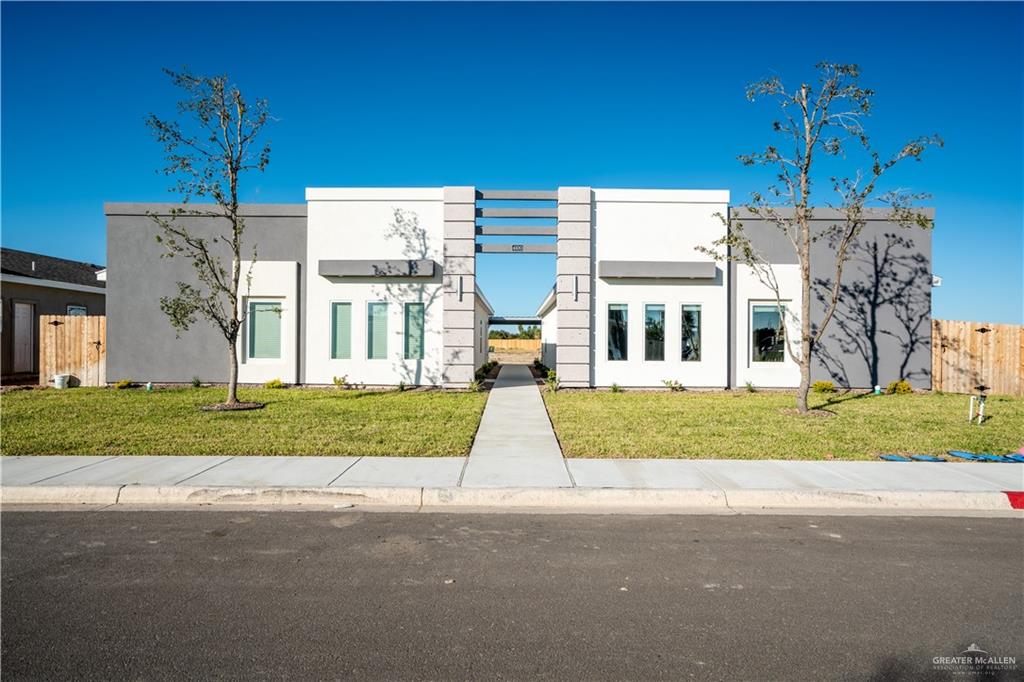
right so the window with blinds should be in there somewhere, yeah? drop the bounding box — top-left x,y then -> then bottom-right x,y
331,302 -> 352,359
248,301 -> 281,359
404,303 -> 425,360
367,302 -> 388,359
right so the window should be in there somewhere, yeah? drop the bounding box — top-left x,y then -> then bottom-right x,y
405,303 -> 425,360
607,304 -> 628,361
644,304 -> 665,361
752,303 -> 786,362
681,304 -> 701,361
67,305 -> 87,316
248,301 -> 281,359
367,302 -> 388,359
331,302 -> 352,359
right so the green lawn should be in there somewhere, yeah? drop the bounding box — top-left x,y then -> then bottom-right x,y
543,390 -> 1024,460
1,387 -> 488,456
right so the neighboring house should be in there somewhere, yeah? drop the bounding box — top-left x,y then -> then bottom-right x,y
0,248 -> 106,378
106,187 -> 933,389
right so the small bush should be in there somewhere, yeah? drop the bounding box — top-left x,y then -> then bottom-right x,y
474,361 -> 498,383
467,379 -> 482,393
398,381 -> 407,392
745,381 -> 756,393
610,383 -> 623,393
114,379 -> 134,390
812,380 -> 836,394
662,379 -> 684,392
191,376 -> 202,388
886,379 -> 913,395
263,378 -> 284,389
332,375 -> 350,389
545,370 -> 560,393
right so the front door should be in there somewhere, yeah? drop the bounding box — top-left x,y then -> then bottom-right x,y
13,302 -> 34,373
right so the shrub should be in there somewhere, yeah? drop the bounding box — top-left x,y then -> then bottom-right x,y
191,376 -> 202,388
886,379 -> 913,395
467,379 -> 482,393
545,370 -> 560,393
398,381 -> 407,392
610,383 -> 623,393
662,379 -> 684,392
114,379 -> 134,390
745,381 -> 756,393
332,375 -> 350,389
474,361 -> 498,383
263,378 -> 284,389
812,380 -> 836,394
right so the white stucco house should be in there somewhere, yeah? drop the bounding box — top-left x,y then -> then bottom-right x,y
106,186 -> 933,390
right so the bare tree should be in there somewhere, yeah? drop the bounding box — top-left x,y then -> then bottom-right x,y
146,69 -> 272,406
701,62 -> 940,413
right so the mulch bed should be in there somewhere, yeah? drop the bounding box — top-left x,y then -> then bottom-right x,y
200,402 -> 265,412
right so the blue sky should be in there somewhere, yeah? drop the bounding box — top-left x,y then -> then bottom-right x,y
2,2 -> 1022,324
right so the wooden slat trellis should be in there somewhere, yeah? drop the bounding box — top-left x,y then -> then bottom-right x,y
38,315 -> 106,387
931,319 -> 1023,396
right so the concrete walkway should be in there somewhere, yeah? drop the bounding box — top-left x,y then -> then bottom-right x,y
461,365 -> 572,488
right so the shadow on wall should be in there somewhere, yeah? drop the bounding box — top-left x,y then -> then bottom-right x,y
813,232 -> 932,388
376,209 -> 442,387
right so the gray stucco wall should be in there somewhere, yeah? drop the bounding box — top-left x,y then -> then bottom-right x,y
731,208 -> 934,389
105,203 -> 307,383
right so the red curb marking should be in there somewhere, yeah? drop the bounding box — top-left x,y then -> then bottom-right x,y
1004,492 -> 1024,509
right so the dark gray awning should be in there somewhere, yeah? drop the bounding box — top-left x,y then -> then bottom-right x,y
318,259 -> 437,278
597,260 -> 717,279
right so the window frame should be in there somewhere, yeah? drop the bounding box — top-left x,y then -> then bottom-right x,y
329,300 -> 353,360
246,299 -> 283,361
680,303 -> 702,362
404,302 -> 426,361
606,302 -> 629,362
643,302 -> 666,363
749,301 -> 789,365
366,300 -> 389,361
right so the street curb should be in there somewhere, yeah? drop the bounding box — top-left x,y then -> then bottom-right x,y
2,485 -> 1020,514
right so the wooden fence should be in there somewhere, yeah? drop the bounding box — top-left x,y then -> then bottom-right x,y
488,338 -> 542,353
38,315 -> 106,387
932,319 -> 1023,396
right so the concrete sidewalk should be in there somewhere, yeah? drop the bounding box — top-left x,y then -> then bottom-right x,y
2,454 -> 1022,514
461,365 -> 572,488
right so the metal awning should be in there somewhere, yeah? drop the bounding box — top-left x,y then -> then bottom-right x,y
318,259 -> 437,278
597,260 -> 717,279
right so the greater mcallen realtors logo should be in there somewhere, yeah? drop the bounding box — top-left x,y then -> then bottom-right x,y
933,643 -> 1018,676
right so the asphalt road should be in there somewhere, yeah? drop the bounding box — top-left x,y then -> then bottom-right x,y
2,511 -> 1021,680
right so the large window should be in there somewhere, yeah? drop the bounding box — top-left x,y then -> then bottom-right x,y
645,304 -> 665,361
607,304 -> 628,361
367,302 -> 389,360
681,304 -> 701,361
404,303 -> 425,360
331,302 -> 352,359
248,301 -> 281,359
751,303 -> 786,362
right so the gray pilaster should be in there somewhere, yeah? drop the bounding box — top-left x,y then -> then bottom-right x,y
443,186 -> 477,388
555,186 -> 593,387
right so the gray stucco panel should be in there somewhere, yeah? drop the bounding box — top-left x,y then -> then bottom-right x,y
732,208 -> 934,389
106,203 -> 307,383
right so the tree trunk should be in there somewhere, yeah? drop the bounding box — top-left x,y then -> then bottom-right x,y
797,237 -> 813,414
226,339 -> 239,405
796,346 -> 811,413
